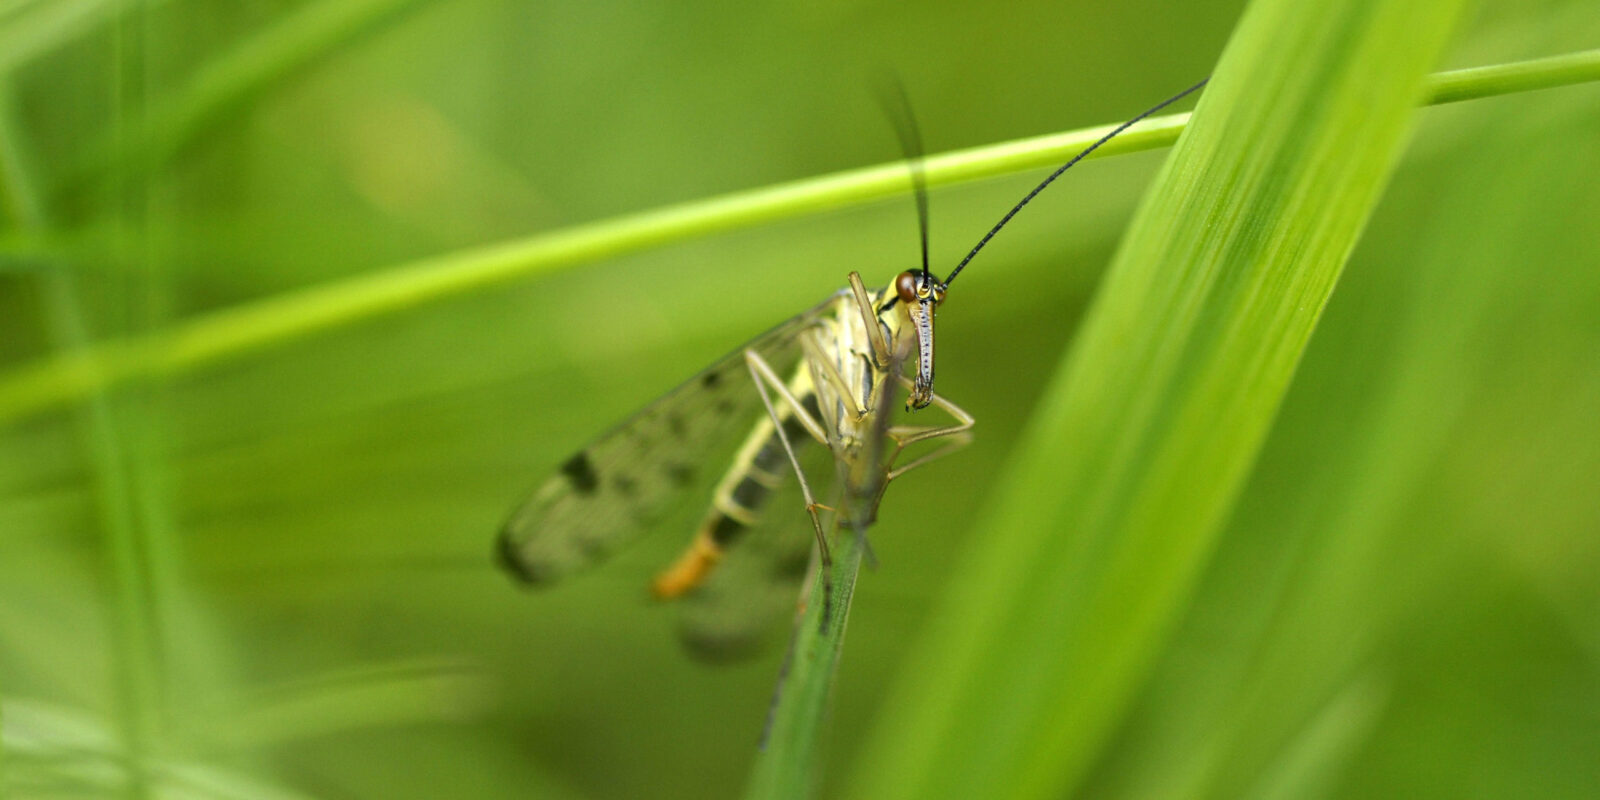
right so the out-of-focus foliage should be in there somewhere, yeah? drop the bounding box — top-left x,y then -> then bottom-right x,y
852,0 -> 1469,797
0,1 -> 1595,799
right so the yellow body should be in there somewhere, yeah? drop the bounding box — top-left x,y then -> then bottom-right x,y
651,277 -> 919,598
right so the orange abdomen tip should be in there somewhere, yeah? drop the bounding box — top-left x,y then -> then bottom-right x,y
650,533 -> 723,599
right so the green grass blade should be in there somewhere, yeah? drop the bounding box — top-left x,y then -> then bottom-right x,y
66,0 -> 432,192
2,50 -> 1597,427
213,660 -> 490,749
1122,85 -> 1600,800
742,529 -> 865,800
1425,46 -> 1600,105
3,698 -> 322,800
2,82 -> 160,800
0,0 -> 150,78
1240,675 -> 1389,800
843,0 -> 1466,798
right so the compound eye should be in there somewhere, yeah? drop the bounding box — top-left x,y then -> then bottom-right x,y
895,271 -> 919,303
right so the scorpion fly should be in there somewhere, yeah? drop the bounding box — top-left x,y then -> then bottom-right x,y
498,79 -> 1208,658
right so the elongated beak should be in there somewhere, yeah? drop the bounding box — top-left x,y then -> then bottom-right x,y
906,299 -> 936,410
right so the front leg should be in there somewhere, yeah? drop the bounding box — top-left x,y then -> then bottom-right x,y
744,349 -> 845,625
882,380 -> 975,484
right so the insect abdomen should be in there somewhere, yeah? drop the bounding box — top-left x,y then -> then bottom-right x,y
651,396 -> 816,599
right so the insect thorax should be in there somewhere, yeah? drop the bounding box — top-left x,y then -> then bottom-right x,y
802,283 -> 913,453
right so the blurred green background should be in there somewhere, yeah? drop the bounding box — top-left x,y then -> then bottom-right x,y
2,1 -> 1597,798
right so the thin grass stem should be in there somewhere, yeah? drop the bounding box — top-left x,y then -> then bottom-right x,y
1,51 -> 1598,427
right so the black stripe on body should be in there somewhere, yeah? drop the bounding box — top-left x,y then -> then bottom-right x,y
801,392 -> 823,422
731,475 -> 771,511
750,391 -> 821,478
704,389 -> 824,558
751,439 -> 789,477
780,415 -> 809,443
709,513 -> 748,547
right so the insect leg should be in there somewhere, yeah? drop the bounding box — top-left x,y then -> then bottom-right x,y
849,271 -> 892,367
886,433 -> 971,481
651,357 -> 832,601
841,389 -> 973,529
805,277 -> 897,425
882,385 -> 975,494
745,349 -> 836,566
799,334 -> 866,423
746,348 -> 852,625
885,375 -> 974,448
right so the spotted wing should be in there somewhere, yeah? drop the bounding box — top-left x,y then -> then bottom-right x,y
497,291 -> 847,586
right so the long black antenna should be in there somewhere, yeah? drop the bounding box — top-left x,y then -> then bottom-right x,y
943,77 -> 1209,287
876,77 -> 932,279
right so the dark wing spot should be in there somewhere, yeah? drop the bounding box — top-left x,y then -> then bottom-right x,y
701,371 -> 723,389
667,412 -> 688,439
496,532 -> 547,586
612,474 -> 639,497
716,398 -> 737,414
626,423 -> 653,450
560,452 -> 600,495
664,462 -> 695,487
